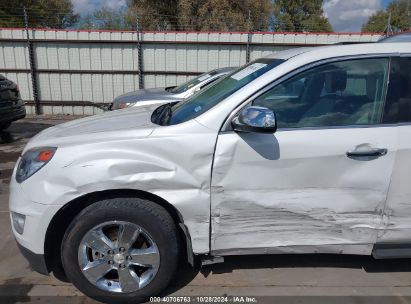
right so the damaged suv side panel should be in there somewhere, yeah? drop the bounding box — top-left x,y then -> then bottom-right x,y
211,128 -> 397,255
210,55 -> 399,255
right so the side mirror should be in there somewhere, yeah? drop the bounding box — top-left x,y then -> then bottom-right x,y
231,106 -> 277,133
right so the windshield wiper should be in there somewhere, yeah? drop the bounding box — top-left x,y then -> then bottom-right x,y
165,86 -> 176,93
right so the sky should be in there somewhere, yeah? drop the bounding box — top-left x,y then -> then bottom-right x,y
71,0 -> 394,32
323,0 -> 392,32
71,0 -> 126,15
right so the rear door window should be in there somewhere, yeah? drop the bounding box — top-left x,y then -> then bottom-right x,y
383,57 -> 411,123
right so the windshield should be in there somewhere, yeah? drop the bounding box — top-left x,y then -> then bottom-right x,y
169,70 -> 220,94
157,58 -> 285,125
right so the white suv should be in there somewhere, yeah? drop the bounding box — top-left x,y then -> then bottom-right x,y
9,43 -> 411,303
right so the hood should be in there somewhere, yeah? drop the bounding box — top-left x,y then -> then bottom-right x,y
113,87 -> 177,104
27,104 -> 160,150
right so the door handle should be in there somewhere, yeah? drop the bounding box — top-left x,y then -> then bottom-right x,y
346,148 -> 388,158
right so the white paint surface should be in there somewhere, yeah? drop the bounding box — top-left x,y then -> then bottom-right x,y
211,128 -> 397,254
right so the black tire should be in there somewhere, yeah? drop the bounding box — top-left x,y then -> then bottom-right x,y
61,198 -> 179,304
0,121 -> 11,130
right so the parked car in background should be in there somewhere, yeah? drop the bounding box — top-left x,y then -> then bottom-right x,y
10,43 -> 411,303
378,32 -> 411,43
109,67 -> 234,110
0,75 -> 25,130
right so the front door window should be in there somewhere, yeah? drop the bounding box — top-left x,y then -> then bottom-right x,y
253,58 -> 390,128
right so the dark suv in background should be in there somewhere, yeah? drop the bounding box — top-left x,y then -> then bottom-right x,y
0,75 -> 25,130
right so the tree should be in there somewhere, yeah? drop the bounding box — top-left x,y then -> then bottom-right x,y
0,0 -> 78,28
273,0 -> 332,32
126,0 -> 179,30
126,0 -> 272,31
177,0 -> 272,31
362,0 -> 411,33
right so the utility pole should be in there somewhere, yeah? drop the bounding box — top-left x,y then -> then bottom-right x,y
136,13 -> 144,89
385,12 -> 394,37
24,7 -> 41,115
246,9 -> 251,63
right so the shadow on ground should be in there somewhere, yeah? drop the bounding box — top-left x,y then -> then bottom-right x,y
203,254 -> 411,275
0,121 -> 54,145
163,253 -> 411,295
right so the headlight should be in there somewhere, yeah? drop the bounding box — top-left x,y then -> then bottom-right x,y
16,147 -> 57,183
118,101 -> 136,109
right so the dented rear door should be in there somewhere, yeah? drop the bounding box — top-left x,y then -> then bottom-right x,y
210,56 -> 397,255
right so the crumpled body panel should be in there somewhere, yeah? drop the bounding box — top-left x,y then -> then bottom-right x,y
377,126 -> 411,243
19,118 -> 218,254
211,128 -> 397,254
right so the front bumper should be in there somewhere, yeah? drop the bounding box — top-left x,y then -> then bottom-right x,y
9,175 -> 63,274
16,242 -> 49,275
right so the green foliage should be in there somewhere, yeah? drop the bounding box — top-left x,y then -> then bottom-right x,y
126,0 -> 272,31
362,0 -> 411,33
273,0 -> 332,32
0,0 -> 78,28
126,0 -> 179,30
177,0 -> 272,31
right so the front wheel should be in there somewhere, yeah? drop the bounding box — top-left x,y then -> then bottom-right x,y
61,198 -> 180,304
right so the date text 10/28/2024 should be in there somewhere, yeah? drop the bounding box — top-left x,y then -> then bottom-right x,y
150,296 -> 258,303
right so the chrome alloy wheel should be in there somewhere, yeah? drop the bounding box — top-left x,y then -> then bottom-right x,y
78,221 -> 160,293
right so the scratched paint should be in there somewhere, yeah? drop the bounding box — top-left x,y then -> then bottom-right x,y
211,127 -> 397,255
377,126 -> 411,243
11,105 -> 217,254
